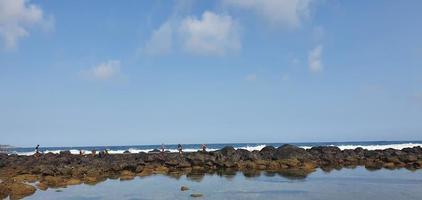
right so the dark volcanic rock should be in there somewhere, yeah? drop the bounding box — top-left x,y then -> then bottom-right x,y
260,146 -> 276,160
149,149 -> 161,153
273,144 -> 311,160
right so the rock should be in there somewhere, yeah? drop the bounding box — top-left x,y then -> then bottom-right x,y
279,158 -> 301,167
120,170 -> 136,181
383,162 -> 396,169
36,182 -> 48,191
9,182 -> 36,199
178,161 -> 192,168
148,149 -> 161,153
138,168 -> 154,177
220,146 -> 236,156
0,183 -> 9,199
190,193 -> 203,198
274,144 -> 311,160
180,186 -> 189,191
260,146 -> 276,160
66,178 -> 82,185
83,176 -> 100,185
123,150 -> 131,154
12,174 -> 39,183
59,150 -> 72,155
135,165 -> 144,173
43,176 -> 67,188
153,166 -> 169,174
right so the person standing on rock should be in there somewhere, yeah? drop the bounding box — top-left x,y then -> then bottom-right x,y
201,144 -> 207,152
35,144 -> 40,154
178,144 -> 183,155
161,143 -> 165,153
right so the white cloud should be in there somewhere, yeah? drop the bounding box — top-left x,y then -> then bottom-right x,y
245,73 -> 257,81
223,0 -> 313,28
179,11 -> 241,56
142,11 -> 240,56
0,0 -> 52,50
84,60 -> 121,80
142,22 -> 173,55
308,44 -> 323,72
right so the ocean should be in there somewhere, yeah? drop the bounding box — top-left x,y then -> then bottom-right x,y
8,140 -> 422,155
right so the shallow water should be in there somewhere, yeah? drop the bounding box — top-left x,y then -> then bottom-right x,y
29,167 -> 422,200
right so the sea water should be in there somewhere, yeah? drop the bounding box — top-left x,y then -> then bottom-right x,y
28,167 -> 422,200
7,140 -> 422,155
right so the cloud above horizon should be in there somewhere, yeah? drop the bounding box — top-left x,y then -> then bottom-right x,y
223,0 -> 313,28
0,0 -> 53,50
179,11 -> 240,56
83,60 -> 121,80
143,11 -> 240,56
142,22 -> 173,56
308,44 -> 323,72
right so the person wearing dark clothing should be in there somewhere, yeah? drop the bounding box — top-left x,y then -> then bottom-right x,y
201,144 -> 207,152
35,144 -> 40,154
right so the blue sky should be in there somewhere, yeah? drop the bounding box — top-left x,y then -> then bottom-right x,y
0,0 -> 421,147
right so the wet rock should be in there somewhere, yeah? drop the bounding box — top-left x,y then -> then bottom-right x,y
42,176 -> 67,188
9,182 -> 36,199
154,166 -> 169,174
138,168 -> 154,177
0,183 -> 9,199
180,186 -> 189,191
120,170 -> 136,181
135,165 -> 144,173
83,176 -> 100,185
12,174 -> 38,183
36,182 -> 48,191
66,178 -> 82,185
190,193 -> 203,198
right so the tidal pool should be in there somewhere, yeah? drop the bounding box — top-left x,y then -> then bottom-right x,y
28,167 -> 422,200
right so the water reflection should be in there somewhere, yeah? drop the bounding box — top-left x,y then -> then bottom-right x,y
29,167 -> 422,200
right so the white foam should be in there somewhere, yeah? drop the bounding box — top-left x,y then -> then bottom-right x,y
298,143 -> 422,150
235,144 -> 266,151
332,143 -> 422,151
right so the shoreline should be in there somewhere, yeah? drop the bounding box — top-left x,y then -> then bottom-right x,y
1,144 -> 422,199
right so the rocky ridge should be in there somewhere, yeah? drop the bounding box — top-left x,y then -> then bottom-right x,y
1,144 -> 422,199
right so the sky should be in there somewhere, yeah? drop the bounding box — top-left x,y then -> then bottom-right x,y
0,0 -> 421,147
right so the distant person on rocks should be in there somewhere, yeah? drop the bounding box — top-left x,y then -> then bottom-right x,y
79,149 -> 85,156
161,144 -> 165,153
201,144 -> 207,152
178,144 -> 183,155
34,144 -> 41,157
35,144 -> 40,154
